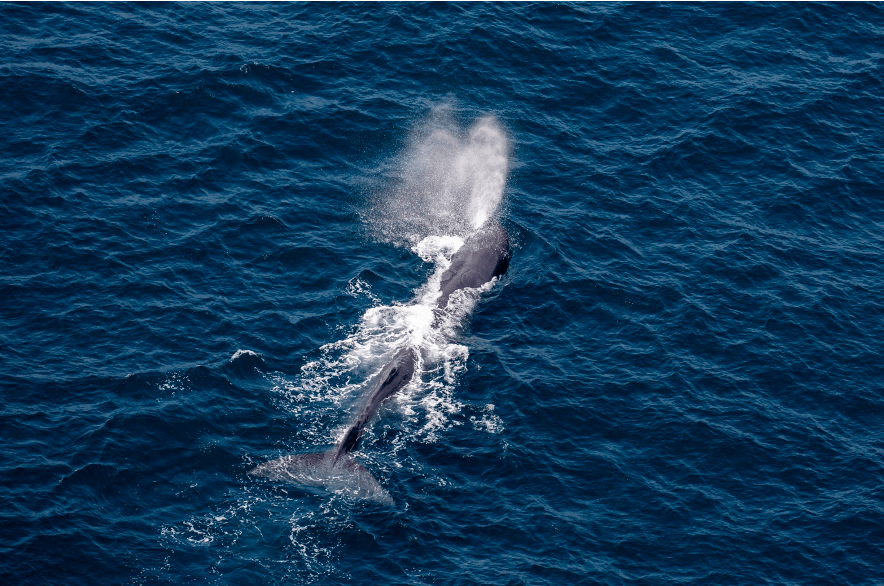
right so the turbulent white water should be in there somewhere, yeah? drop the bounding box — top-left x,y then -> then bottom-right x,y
253,112 -> 512,505
366,112 -> 511,245
164,113 -> 512,576
272,234 -> 498,448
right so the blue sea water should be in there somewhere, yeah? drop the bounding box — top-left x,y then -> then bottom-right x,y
2,2 -> 884,584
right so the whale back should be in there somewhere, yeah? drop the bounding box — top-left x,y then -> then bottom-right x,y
437,222 -> 510,308
251,222 -> 511,503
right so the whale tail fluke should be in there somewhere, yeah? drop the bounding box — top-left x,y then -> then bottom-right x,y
249,451 -> 393,505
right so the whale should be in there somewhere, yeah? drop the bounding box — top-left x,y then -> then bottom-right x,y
250,221 -> 510,501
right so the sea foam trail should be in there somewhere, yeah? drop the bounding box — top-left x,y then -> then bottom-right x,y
263,114 -> 510,502
271,233 -> 498,450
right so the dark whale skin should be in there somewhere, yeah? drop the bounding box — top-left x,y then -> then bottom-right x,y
251,221 -> 510,496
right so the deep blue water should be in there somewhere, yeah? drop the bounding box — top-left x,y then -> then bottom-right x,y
2,2 -> 884,584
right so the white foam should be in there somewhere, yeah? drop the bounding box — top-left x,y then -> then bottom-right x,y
260,111 -> 510,505
270,232 -> 498,455
344,277 -> 379,303
412,234 -> 464,263
162,488 -> 341,582
471,403 -> 505,435
230,349 -> 258,361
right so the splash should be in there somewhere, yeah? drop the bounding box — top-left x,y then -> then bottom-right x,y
251,111 -> 510,508
270,233 -> 484,447
261,227 -> 505,497
367,112 -> 510,245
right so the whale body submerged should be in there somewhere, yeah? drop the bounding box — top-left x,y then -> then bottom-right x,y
250,221 -> 510,502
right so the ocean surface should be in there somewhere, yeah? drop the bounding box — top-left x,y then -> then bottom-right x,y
2,3 -> 883,585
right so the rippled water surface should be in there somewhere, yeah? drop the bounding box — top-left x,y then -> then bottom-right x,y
2,3 -> 883,585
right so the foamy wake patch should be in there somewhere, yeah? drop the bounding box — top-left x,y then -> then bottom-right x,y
471,403 -> 505,434
344,277 -> 379,303
266,233 -> 498,457
161,487 -> 347,583
366,111 -> 510,246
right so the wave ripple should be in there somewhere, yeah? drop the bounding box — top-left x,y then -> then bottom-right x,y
1,3 -> 883,586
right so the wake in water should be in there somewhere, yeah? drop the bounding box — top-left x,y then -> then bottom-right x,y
253,113 -> 512,503
164,113 -> 512,582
